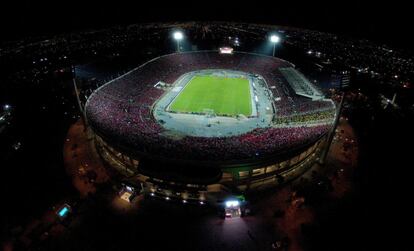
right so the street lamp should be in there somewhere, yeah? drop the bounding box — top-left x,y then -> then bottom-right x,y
270,35 -> 280,57
173,31 -> 184,52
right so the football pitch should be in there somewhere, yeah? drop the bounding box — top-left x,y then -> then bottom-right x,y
169,75 -> 252,116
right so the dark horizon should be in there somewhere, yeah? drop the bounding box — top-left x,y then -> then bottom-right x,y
1,1 -> 412,50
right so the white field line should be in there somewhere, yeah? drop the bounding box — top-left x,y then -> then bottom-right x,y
165,73 -> 196,112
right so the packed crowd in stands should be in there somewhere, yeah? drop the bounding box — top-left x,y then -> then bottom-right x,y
86,51 -> 335,161
274,109 -> 336,124
140,124 -> 330,161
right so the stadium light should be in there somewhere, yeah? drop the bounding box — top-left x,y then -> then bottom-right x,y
173,31 -> 184,52
270,35 -> 280,43
4,104 -> 10,110
269,35 -> 280,57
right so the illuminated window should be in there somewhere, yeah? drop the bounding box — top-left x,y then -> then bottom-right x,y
239,171 -> 249,178
300,151 -> 307,161
221,172 -> 233,181
290,155 -> 300,165
266,165 -> 278,173
279,160 -> 289,169
252,168 -> 265,176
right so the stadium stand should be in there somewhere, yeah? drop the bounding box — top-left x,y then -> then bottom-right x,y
86,51 -> 336,162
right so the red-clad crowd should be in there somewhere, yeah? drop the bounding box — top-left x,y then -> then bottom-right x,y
86,51 -> 334,161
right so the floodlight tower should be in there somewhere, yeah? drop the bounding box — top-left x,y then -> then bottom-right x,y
270,35 -> 280,57
2,104 -> 12,116
173,31 -> 184,52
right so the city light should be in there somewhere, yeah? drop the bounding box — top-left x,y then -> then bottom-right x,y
4,104 -> 10,110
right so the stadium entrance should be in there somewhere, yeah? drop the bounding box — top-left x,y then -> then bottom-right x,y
225,200 -> 241,218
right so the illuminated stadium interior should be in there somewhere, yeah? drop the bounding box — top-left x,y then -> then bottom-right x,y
85,50 -> 337,204
168,74 -> 252,117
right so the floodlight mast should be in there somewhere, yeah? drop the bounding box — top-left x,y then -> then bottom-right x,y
173,31 -> 183,52
270,35 -> 280,57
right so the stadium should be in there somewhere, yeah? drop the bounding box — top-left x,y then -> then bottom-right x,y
85,50 -> 337,208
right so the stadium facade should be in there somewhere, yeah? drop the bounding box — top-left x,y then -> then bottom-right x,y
85,51 -> 337,206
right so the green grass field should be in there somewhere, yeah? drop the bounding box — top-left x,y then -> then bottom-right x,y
169,75 -> 252,116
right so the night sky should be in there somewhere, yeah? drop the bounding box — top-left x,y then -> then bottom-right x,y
0,0 -> 412,50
